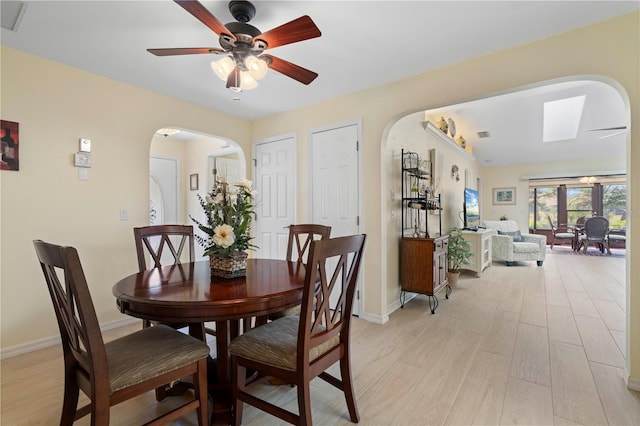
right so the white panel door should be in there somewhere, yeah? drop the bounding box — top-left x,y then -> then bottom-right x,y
149,156 -> 179,224
211,156 -> 241,188
149,156 -> 180,266
311,123 -> 360,315
253,136 -> 296,259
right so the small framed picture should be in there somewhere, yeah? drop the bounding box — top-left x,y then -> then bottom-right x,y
493,187 -> 516,205
1,120 -> 20,171
190,173 -> 199,191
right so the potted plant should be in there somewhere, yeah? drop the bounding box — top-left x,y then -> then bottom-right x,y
190,177 -> 258,278
447,228 -> 473,286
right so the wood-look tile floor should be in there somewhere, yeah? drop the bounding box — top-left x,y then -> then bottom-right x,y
2,247 -> 639,425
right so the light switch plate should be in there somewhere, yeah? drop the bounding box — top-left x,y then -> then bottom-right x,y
74,152 -> 92,168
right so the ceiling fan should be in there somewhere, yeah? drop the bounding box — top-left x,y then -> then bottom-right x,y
587,125 -> 628,140
148,0 -> 321,91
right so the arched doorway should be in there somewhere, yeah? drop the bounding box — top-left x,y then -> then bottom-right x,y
381,75 -> 630,362
149,128 -> 247,258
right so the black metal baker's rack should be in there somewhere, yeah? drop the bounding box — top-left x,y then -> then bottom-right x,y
401,149 -> 442,238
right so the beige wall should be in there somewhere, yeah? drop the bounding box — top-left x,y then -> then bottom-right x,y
1,12 -> 639,382
0,48 -> 251,349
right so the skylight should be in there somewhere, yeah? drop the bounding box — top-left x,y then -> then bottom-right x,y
543,95 -> 586,142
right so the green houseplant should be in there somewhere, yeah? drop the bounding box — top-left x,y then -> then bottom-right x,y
190,178 -> 257,278
447,228 -> 473,286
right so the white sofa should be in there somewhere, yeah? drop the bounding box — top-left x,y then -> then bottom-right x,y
483,220 -> 546,266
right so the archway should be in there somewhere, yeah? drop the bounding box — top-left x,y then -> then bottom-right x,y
149,128 -> 247,258
381,75 -> 630,363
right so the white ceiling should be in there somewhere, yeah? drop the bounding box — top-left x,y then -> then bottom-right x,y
425,79 -> 628,167
1,1 -> 635,166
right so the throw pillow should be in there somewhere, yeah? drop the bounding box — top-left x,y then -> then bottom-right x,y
498,230 -> 523,242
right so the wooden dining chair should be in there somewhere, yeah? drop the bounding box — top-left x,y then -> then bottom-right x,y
134,224 -> 215,400
134,224 -> 195,272
134,225 -> 216,330
269,224 -> 332,320
230,234 -> 366,426
33,240 -> 209,426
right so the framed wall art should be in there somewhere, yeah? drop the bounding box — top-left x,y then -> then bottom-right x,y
190,173 -> 199,191
1,120 -> 19,171
492,187 -> 516,205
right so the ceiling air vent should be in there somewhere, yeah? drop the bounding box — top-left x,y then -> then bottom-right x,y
1,2 -> 27,32
477,131 -> 491,138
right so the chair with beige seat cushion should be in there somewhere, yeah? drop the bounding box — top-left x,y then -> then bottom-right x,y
33,240 -> 209,426
547,216 -> 575,249
134,224 -> 215,400
230,234 -> 366,426
483,220 -> 546,266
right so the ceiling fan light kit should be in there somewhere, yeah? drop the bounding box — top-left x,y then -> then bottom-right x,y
149,0 -> 321,92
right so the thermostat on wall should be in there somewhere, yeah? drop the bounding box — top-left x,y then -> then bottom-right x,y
74,152 -> 92,168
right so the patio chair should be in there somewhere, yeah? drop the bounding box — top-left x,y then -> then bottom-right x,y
547,216 -> 575,249
577,216 -> 610,254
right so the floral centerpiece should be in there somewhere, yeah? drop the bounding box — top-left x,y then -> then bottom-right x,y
190,177 -> 257,278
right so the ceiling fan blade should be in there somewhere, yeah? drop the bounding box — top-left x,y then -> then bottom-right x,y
261,54 -> 318,85
226,66 -> 241,89
147,47 -> 225,56
598,130 -> 627,140
254,15 -> 321,49
587,126 -> 627,131
174,0 -> 236,41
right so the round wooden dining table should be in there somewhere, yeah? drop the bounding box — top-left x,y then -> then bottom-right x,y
113,259 -> 307,422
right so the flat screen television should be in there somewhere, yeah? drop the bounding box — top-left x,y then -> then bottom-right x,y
464,188 -> 480,230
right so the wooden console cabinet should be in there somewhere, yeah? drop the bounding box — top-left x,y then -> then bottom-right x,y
460,229 -> 494,277
400,235 -> 450,314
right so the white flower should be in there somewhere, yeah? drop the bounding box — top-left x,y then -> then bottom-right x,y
213,224 -> 235,248
235,178 -> 252,189
213,193 -> 224,204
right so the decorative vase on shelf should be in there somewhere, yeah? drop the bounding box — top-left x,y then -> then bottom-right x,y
210,251 -> 248,278
436,116 -> 448,134
456,135 -> 466,149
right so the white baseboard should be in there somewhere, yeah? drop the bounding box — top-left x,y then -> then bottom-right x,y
359,311 -> 388,324
627,374 -> 640,391
0,317 -> 139,360
356,292 -> 418,325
